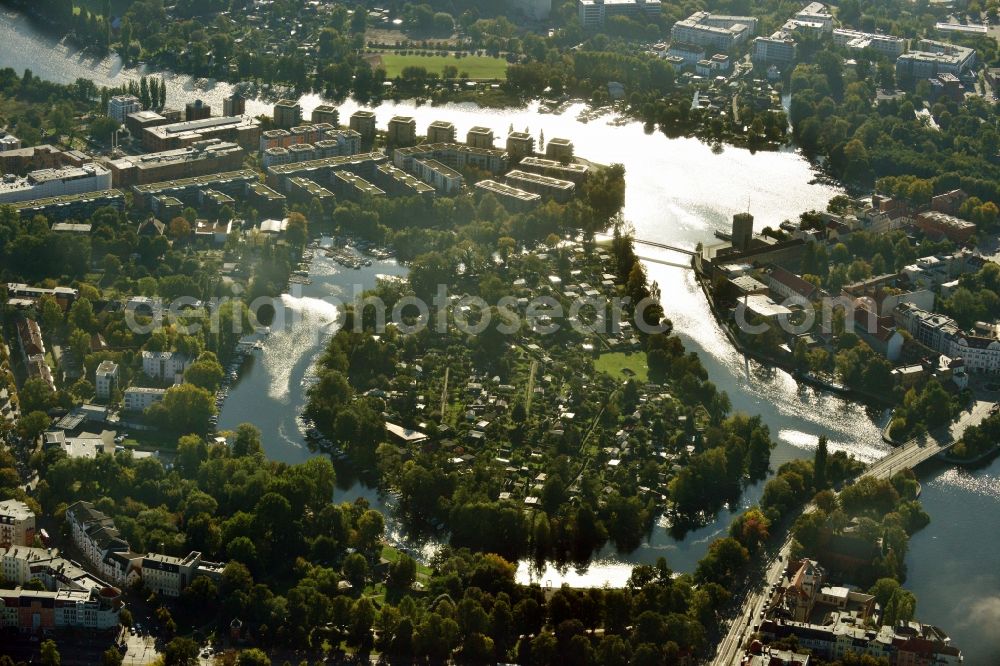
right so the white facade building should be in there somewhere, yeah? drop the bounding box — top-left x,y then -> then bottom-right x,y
0,164 -> 113,205
108,95 -> 141,124
0,500 -> 35,548
141,350 -> 191,382
123,387 -> 166,413
95,361 -> 119,400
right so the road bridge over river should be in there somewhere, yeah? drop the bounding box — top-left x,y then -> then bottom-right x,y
709,398 -> 996,666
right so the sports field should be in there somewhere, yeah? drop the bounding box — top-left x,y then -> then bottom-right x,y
374,53 -> 508,80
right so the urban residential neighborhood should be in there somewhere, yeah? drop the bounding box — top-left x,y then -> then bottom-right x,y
0,0 -> 998,664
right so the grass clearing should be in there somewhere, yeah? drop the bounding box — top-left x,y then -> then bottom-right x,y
594,351 -> 649,383
374,52 -> 508,79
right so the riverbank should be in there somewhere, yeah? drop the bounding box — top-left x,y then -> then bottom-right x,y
691,258 -> 895,408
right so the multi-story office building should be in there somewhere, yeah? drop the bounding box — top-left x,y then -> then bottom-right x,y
671,12 -> 757,50
0,164 -> 112,205
107,95 -> 141,124
273,100 -> 302,129
0,500 -> 35,548
577,0 -> 661,28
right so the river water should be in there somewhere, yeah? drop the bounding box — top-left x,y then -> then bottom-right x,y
3,10 -> 998,660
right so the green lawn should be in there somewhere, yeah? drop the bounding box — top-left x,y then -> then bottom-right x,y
594,351 -> 649,383
375,52 -> 508,80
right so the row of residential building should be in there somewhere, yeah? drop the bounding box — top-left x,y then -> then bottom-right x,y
66,501 -> 225,597
754,558 -> 962,665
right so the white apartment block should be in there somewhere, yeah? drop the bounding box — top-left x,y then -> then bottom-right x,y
0,164 -> 113,205
123,387 -> 166,413
578,0 -> 661,28
671,12 -> 758,50
896,39 -> 976,78
95,361 -> 119,400
0,500 -> 35,548
832,29 -> 906,58
895,304 -> 1000,373
794,2 -> 832,32
141,350 -> 191,382
108,95 -> 141,124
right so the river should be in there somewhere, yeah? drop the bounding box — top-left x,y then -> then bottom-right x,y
3,10 -> 998,661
